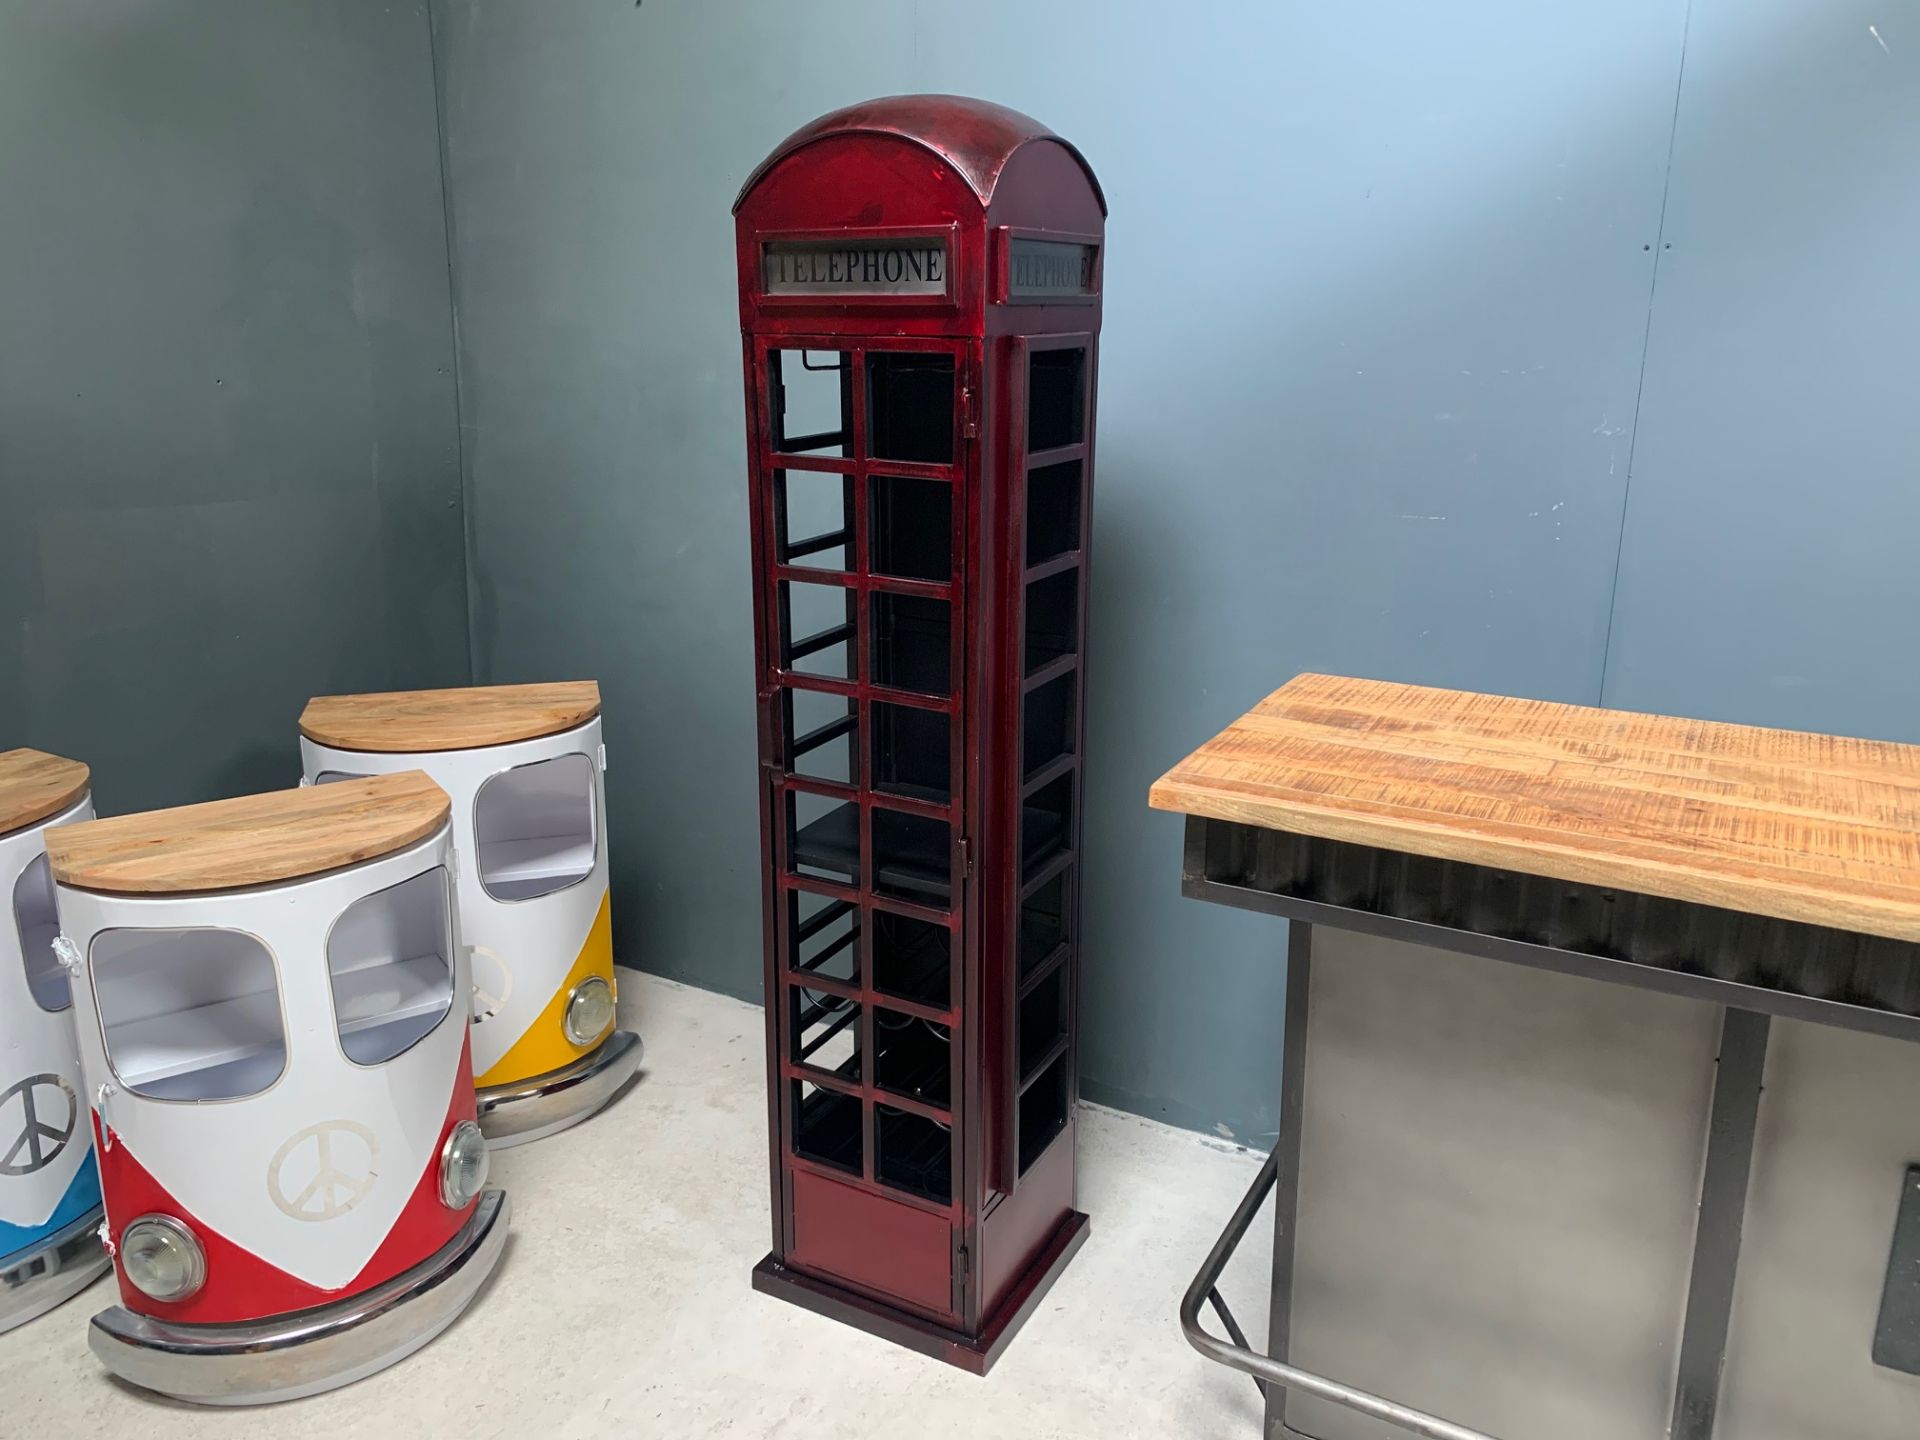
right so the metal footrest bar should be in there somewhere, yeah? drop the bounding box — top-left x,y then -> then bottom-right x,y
1179,1142 -> 1508,1440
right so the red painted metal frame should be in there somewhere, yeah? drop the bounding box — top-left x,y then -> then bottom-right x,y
760,335 -> 970,1259
736,95 -> 1104,1371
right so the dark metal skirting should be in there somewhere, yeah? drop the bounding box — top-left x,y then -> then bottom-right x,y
1182,817 -> 1920,1049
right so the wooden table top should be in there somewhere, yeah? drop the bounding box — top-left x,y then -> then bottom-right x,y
299,681 -> 601,753
0,749 -> 90,836
46,772 -> 450,895
1150,673 -> 1920,943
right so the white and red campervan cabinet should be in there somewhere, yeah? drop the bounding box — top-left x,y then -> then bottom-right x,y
46,772 -> 508,1404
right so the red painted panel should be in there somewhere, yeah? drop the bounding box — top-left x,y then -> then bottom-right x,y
978,1113 -> 1074,1321
98,1041 -> 478,1324
734,95 -> 1104,218
790,1166 -> 953,1318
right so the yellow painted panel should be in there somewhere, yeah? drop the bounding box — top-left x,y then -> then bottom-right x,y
475,889 -> 615,1087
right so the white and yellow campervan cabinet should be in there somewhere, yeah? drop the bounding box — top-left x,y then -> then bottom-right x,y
46,774 -> 508,1404
299,682 -> 640,1147
0,748 -> 109,1331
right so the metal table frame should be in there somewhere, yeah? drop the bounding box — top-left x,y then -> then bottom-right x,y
1173,814 -> 1919,1440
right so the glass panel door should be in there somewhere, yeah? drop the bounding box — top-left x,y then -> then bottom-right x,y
761,339 -> 968,1220
1009,337 -> 1092,1181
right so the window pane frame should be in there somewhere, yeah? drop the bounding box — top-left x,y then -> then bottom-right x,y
758,337 -> 968,1214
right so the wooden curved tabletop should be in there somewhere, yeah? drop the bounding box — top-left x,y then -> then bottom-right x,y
46,772 -> 450,895
0,749 -> 90,836
1150,672 -> 1920,943
299,681 -> 602,753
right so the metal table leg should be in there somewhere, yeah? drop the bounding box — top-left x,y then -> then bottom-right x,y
1670,1008 -> 1770,1439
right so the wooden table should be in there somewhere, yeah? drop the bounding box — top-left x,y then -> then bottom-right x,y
1151,675 -> 1920,1440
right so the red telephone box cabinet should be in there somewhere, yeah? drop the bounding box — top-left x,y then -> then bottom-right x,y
734,95 -> 1103,1371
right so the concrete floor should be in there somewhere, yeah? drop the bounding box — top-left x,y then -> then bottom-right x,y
6,970 -> 1273,1439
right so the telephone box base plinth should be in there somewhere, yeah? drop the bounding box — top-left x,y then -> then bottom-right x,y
0,1208 -> 110,1335
752,1208 -> 1089,1376
88,1188 -> 509,1406
476,1028 -> 643,1149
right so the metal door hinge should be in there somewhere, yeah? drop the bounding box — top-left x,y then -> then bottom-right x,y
961,385 -> 978,439
51,935 -> 83,975
958,836 -> 973,881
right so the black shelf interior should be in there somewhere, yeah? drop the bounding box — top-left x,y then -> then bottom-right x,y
1023,568 -> 1079,675
1022,773 -> 1073,878
788,790 -> 858,887
871,592 -> 951,697
868,352 -> 955,464
1018,1052 -> 1070,1177
871,474 -> 952,581
1020,869 -> 1069,981
872,701 -> 949,800
874,1011 -> 951,1108
1027,347 -> 1086,453
1022,671 -> 1075,782
873,910 -> 950,1007
1026,459 -> 1082,565
794,1081 -> 861,1174
1018,967 -> 1067,1080
793,801 -> 1066,904
877,1104 -> 952,1204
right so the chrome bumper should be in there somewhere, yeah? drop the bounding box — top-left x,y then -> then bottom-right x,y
475,1027 -> 642,1148
0,1207 -> 110,1335
89,1188 -> 509,1406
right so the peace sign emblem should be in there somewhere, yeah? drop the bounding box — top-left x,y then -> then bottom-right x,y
0,1074 -> 77,1177
470,945 -> 512,1026
268,1120 -> 380,1222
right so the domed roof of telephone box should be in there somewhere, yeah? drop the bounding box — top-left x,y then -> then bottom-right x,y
735,94 -> 1106,216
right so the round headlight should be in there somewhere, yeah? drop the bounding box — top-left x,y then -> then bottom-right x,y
563,975 -> 616,1047
120,1215 -> 205,1302
440,1120 -> 489,1210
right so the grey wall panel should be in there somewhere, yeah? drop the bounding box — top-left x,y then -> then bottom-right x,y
435,0 -> 1690,1141
430,0 -> 917,1000
1601,0 -> 1920,741
0,1 -> 468,816
910,0 -> 1692,1141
